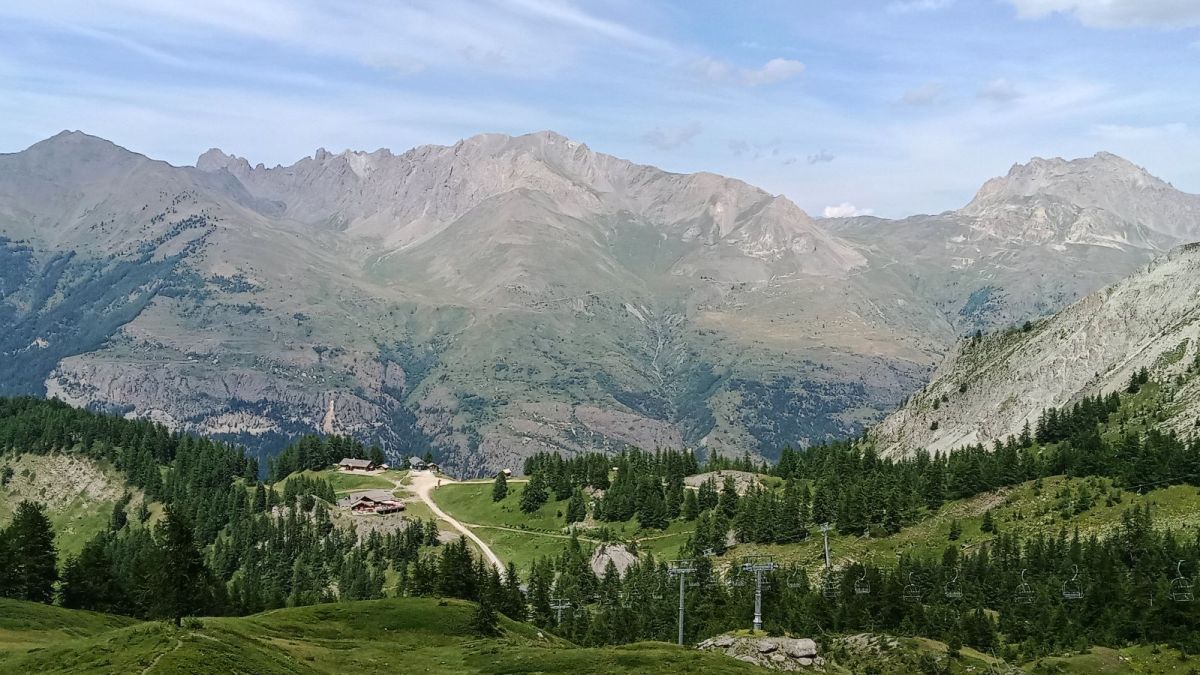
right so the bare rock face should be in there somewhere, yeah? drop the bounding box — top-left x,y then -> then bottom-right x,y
697,635 -> 823,671
590,543 -> 638,578
876,243 -> 1200,457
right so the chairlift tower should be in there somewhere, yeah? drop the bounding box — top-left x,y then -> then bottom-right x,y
668,560 -> 697,646
819,523 -> 832,571
549,597 -> 571,625
740,555 -> 779,632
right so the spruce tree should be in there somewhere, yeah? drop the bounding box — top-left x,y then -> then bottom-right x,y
1,500 -> 57,603
565,488 -> 587,524
492,472 -> 509,502
682,489 -> 699,521
520,472 -> 549,514
154,508 -> 212,626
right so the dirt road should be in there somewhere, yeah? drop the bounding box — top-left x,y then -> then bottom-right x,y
405,470 -> 506,574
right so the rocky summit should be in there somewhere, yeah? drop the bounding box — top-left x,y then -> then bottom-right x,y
3,131 -> 1199,475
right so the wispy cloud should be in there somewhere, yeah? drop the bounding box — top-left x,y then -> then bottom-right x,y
888,0 -> 955,14
1008,0 -> 1200,28
807,150 -> 836,164
698,57 -> 805,86
902,83 -> 944,105
642,122 -> 703,151
1090,122 -> 1188,140
978,78 -> 1023,102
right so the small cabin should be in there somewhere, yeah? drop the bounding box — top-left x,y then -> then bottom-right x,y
338,490 -> 405,515
498,469 -> 512,477
338,458 -> 377,472
408,456 -> 428,471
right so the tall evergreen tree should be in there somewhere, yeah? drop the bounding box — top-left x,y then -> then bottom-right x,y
492,472 -> 509,502
520,472 -> 549,514
154,508 -> 212,626
0,500 -> 57,603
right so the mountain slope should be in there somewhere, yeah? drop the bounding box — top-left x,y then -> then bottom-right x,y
828,152 -> 1200,334
3,131 -> 1198,474
0,597 -> 764,674
875,243 -> 1200,456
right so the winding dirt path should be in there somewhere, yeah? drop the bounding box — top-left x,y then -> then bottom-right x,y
406,470 -> 506,574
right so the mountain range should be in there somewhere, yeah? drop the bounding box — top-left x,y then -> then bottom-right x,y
2,130 -> 1198,475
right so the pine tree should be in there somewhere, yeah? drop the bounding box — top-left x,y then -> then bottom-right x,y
1,500 -> 58,603
492,472 -> 509,502
682,489 -> 699,521
565,488 -> 587,524
471,595 -> 501,636
718,476 -> 739,518
520,472 -> 549,514
154,508 -> 212,626
981,509 -> 995,533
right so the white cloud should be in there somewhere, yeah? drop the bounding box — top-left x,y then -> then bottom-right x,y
822,203 -> 873,218
978,78 -> 1023,102
698,57 -> 805,87
902,83 -> 943,105
1008,0 -> 1200,28
887,0 -> 955,14
642,122 -> 703,150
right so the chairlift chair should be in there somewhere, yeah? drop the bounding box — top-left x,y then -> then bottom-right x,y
1014,569 -> 1035,604
1169,560 -> 1194,603
902,573 -> 923,602
1061,565 -> 1084,600
787,571 -> 806,589
854,570 -> 871,595
944,568 -> 963,600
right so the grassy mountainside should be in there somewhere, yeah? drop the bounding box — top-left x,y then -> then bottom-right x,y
0,598 -> 763,674
430,480 -> 697,567
0,453 -> 158,558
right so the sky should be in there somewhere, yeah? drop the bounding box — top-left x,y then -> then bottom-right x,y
1,0 -> 1199,218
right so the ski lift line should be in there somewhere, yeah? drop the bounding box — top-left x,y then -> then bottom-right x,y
1121,472 -> 1200,493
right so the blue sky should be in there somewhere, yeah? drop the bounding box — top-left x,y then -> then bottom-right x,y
1,0 -> 1199,217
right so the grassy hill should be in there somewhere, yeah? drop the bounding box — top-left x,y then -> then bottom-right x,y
430,480 -> 697,568
429,470 -> 1200,578
730,475 -> 1200,573
0,598 -> 765,674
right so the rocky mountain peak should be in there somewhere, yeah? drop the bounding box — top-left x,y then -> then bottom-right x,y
960,151 -> 1200,245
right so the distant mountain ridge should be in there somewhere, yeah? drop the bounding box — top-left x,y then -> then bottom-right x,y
2,129 -> 1198,475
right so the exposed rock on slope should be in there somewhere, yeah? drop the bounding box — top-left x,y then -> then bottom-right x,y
4,130 -> 1198,475
875,243 -> 1200,456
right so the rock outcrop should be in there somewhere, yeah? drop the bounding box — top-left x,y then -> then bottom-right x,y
697,634 -> 824,671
